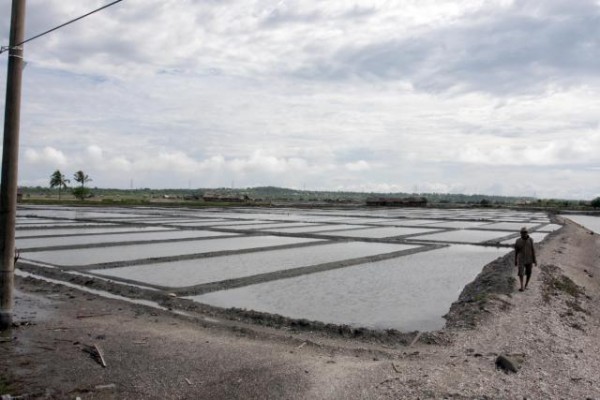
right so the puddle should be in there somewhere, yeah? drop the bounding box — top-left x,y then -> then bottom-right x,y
91,242 -> 418,288
189,244 -> 509,331
23,236 -> 323,267
12,288 -> 56,323
15,270 -> 190,316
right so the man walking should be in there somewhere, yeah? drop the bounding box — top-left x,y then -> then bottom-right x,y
515,227 -> 537,291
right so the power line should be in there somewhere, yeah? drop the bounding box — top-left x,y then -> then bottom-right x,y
0,0 -> 124,54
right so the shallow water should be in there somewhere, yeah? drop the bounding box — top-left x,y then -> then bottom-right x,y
565,215 -> 600,234
500,231 -> 548,245
424,221 -> 492,229
189,244 -> 509,331
92,242 -> 418,288
17,205 -> 550,331
409,229 -> 510,243
322,226 -> 440,238
536,223 -> 562,232
17,218 -> 81,225
15,226 -> 169,238
260,224 -> 371,233
224,222 -> 319,230
22,236 -> 323,267
375,219 -> 443,226
16,229 -> 236,249
477,221 -> 541,231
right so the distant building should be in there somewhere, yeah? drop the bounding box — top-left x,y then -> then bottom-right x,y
202,192 -> 250,203
366,197 -> 428,207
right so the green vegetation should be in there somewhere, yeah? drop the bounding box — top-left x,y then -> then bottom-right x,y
543,274 -> 584,303
591,197 -> 600,209
72,170 -> 92,201
49,170 -> 69,200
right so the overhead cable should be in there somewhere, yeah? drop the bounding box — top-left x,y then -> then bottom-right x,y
0,0 -> 124,54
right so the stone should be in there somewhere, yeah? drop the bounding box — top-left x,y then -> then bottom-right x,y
495,354 -> 522,373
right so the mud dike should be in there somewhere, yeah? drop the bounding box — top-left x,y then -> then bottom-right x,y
15,205 -> 559,334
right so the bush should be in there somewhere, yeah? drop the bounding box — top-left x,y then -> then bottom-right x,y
72,186 -> 91,201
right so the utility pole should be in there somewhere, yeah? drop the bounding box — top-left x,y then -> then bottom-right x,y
0,0 -> 26,331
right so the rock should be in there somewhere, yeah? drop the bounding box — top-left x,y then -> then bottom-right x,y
495,354 -> 522,373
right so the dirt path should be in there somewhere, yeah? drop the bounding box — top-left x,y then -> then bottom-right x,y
1,218 -> 600,399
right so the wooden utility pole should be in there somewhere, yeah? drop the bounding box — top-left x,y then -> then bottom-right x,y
0,0 -> 26,331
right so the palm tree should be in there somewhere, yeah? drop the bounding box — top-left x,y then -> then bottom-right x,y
49,170 -> 69,200
73,170 -> 92,188
73,170 -> 92,200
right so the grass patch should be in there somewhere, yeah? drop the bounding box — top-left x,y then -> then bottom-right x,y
473,292 -> 488,303
551,276 -> 583,297
542,269 -> 584,302
0,374 -> 18,395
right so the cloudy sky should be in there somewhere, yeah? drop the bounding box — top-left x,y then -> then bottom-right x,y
0,0 -> 599,199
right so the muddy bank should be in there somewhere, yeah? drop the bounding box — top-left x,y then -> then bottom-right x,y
443,251 -> 516,329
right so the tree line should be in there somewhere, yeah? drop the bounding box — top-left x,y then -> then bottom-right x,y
49,170 -> 92,200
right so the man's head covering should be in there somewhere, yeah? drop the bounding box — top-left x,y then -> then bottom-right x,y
520,226 -> 528,233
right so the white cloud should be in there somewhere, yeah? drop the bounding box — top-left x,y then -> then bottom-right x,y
23,147 -> 67,167
86,145 -> 103,162
344,160 -> 370,171
1,0 -> 599,199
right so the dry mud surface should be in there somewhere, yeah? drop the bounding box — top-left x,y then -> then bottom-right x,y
2,217 -> 600,399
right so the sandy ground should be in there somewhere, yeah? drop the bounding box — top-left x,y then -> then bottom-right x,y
1,217 -> 599,399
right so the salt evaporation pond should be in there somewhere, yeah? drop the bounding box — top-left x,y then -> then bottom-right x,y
190,245 -> 508,331
330,218 -> 395,224
22,236 -> 322,267
224,222 -> 319,230
92,242 -> 418,288
259,224 -> 370,233
536,224 -> 562,232
424,221 -> 491,229
477,222 -> 541,231
410,229 -> 510,243
17,218 -> 82,225
323,226 -> 439,238
375,219 -> 442,226
566,215 -> 600,234
165,220 -> 259,227
16,229 -> 236,249
16,226 -> 171,238
501,231 -> 548,245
